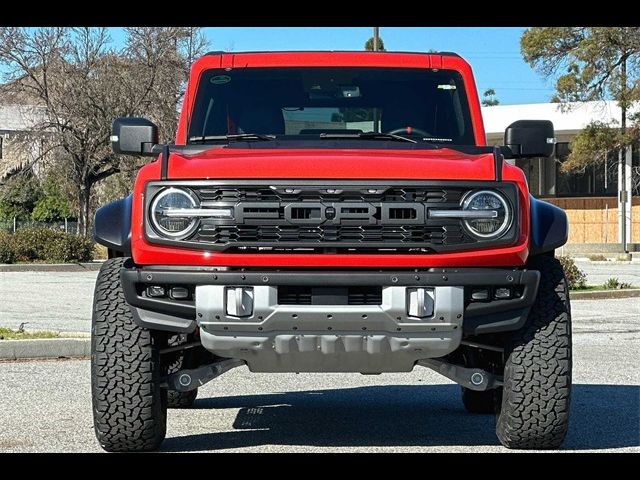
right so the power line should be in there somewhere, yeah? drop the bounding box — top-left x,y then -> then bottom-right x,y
480,87 -> 554,91
480,81 -> 553,85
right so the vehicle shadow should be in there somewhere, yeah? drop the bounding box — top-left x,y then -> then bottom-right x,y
161,384 -> 640,451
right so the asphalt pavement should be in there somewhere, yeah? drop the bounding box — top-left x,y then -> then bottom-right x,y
0,266 -> 638,452
0,262 -> 638,334
0,271 -> 97,333
0,324 -> 638,452
574,259 -> 640,287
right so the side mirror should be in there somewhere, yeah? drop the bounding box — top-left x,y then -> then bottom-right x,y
111,117 -> 159,156
504,120 -> 554,158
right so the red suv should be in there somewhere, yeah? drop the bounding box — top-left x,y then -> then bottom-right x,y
92,51 -> 571,451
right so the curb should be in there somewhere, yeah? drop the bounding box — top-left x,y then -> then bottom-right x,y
570,289 -> 640,300
0,338 -> 91,360
574,259 -> 639,264
0,262 -> 104,272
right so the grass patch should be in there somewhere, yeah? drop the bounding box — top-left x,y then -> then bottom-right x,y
570,284 -> 638,292
570,285 -> 601,292
0,327 -> 60,340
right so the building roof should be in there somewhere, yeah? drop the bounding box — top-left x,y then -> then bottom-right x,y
481,100 -> 639,136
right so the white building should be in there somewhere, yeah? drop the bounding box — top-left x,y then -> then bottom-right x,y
0,103 -> 47,180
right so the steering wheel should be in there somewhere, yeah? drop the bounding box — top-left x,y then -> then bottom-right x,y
386,127 -> 432,137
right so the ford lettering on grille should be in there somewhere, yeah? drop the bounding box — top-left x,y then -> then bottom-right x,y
234,202 -> 425,226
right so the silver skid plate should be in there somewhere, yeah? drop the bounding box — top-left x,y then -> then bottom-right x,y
196,285 -> 464,373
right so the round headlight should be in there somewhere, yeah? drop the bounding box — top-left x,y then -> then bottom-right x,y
150,188 -> 200,239
461,190 -> 511,239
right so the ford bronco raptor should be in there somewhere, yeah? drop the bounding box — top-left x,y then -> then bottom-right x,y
92,51 -> 571,451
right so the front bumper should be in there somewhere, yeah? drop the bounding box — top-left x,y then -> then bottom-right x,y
121,264 -> 539,372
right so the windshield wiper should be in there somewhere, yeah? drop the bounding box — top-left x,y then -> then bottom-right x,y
319,132 -> 417,144
188,133 -> 276,143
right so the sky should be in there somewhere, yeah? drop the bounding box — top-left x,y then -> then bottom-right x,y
105,26 -> 556,105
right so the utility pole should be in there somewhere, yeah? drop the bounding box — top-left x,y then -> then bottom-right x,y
619,54 -> 629,253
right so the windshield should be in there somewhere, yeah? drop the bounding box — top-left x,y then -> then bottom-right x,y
187,67 -> 475,145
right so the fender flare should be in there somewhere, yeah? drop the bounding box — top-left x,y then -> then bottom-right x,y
93,195 -> 132,257
529,195 -> 568,256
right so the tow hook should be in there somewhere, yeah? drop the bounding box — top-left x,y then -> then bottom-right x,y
418,359 -> 503,391
163,359 -> 246,392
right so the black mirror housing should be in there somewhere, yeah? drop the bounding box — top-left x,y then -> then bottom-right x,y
111,117 -> 159,156
504,120 -> 554,158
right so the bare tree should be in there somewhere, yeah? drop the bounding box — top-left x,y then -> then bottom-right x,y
0,27 -> 209,236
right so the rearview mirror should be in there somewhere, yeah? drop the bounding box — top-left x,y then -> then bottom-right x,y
111,117 -> 159,156
504,120 -> 554,158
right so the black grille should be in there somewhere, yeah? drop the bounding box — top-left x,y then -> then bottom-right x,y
278,286 -> 312,305
347,286 -> 383,305
278,286 -> 382,305
198,186 -> 460,203
198,224 -> 469,245
144,181 -> 518,253
189,185 -> 474,250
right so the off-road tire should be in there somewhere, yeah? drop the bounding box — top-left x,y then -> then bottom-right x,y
166,334 -> 198,408
496,255 -> 572,449
91,257 -> 167,452
461,387 -> 496,414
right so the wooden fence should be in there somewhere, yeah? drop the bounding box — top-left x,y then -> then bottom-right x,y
541,196 -> 639,244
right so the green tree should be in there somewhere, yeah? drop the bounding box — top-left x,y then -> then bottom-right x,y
31,175 -> 73,222
520,27 -> 640,174
482,88 -> 500,107
0,173 -> 42,221
365,36 -> 385,52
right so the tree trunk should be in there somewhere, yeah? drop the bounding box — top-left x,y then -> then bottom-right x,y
77,183 -> 92,237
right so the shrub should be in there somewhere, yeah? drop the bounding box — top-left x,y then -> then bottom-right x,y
7,227 -> 94,263
603,277 -> 632,290
0,231 -> 16,264
557,255 -> 587,290
94,243 -> 108,261
45,234 -> 94,263
10,227 -> 51,261
603,277 -> 620,289
587,254 -> 608,262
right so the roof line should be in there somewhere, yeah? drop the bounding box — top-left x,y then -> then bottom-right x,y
205,50 -> 460,58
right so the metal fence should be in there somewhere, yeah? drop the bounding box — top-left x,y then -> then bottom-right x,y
0,218 -> 80,234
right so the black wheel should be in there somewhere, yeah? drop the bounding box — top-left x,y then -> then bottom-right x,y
91,257 -> 167,452
166,334 -> 198,408
461,387 -> 496,414
496,255 -> 572,449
